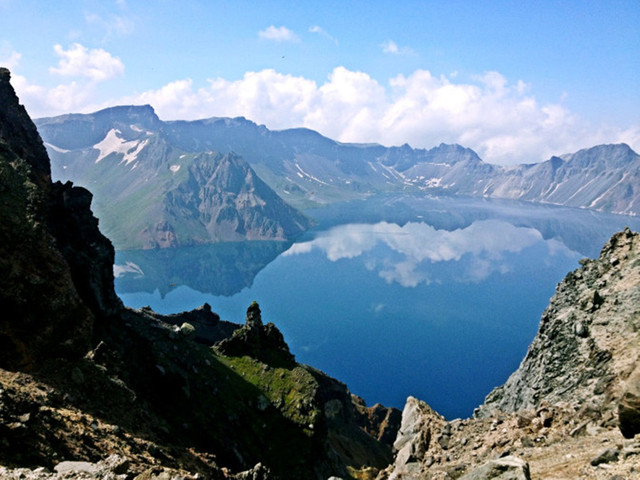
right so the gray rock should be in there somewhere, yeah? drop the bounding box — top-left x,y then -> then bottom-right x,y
179,322 -> 196,338
574,321 -> 588,338
477,229 -> 640,418
233,462 -> 272,480
458,456 -> 531,480
100,455 -> 130,475
590,448 -> 620,466
54,460 -> 100,474
395,442 -> 417,467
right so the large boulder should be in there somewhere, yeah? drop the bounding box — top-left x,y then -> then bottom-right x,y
458,456 -> 531,480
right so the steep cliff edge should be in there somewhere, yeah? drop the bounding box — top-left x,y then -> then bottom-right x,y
0,68 -> 398,480
1,66 -> 98,370
478,227 -> 640,417
379,228 -> 640,479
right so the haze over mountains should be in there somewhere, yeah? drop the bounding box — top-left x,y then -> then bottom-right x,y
36,105 -> 640,249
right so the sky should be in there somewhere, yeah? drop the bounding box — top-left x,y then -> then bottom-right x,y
1,0 -> 638,165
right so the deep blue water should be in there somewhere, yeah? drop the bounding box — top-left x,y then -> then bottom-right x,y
115,195 -> 640,419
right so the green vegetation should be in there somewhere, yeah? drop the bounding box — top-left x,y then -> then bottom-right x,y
219,354 -> 322,431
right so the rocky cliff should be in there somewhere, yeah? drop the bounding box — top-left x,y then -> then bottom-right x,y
0,68 -> 398,480
379,228 -> 640,479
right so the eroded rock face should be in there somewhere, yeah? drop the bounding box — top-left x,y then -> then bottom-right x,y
478,228 -> 640,417
0,68 -> 50,188
0,69 -> 95,370
216,302 -> 295,366
381,229 -> 640,480
47,181 -> 122,318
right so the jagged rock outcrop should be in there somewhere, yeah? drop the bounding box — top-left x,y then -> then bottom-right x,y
216,302 -> 296,366
352,396 -> 403,448
0,69 -> 397,480
478,227 -> 640,417
139,302 -> 241,345
1,68 -> 95,370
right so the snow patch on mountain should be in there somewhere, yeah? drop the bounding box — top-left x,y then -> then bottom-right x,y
94,129 -> 149,165
44,142 -> 70,154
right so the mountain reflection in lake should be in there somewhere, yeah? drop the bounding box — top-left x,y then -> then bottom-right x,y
115,195 -> 640,419
115,240 -> 292,297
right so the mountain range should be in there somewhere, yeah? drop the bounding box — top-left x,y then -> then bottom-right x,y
37,107 -> 640,240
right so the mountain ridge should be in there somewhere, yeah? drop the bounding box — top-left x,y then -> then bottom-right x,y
36,109 -> 313,249
37,105 -> 640,218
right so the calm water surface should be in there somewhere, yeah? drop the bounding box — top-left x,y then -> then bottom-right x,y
115,195 -> 640,418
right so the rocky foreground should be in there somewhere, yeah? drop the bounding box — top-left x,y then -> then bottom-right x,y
1,64 -> 640,480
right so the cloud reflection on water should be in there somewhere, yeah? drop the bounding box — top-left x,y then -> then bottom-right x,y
285,219 -> 573,287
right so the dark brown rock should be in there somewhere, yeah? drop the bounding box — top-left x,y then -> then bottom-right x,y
619,363 -> 640,439
590,447 -> 620,466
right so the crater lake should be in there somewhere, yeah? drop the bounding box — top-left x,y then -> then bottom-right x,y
115,195 -> 640,419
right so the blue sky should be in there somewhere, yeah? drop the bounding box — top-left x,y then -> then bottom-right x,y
1,0 -> 638,164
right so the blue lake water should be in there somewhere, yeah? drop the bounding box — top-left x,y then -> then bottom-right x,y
115,195 -> 640,419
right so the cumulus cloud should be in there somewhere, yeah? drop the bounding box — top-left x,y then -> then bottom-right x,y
258,25 -> 300,42
5,44 -> 125,117
50,43 -> 124,82
10,73 -> 100,117
117,66 -> 637,165
285,220 -> 551,287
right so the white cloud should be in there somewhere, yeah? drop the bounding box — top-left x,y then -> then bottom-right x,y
309,25 -> 338,44
50,43 -> 124,82
258,25 -> 300,42
115,66 -> 640,165
0,49 -> 21,69
10,72 -> 100,117
380,40 -> 415,56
